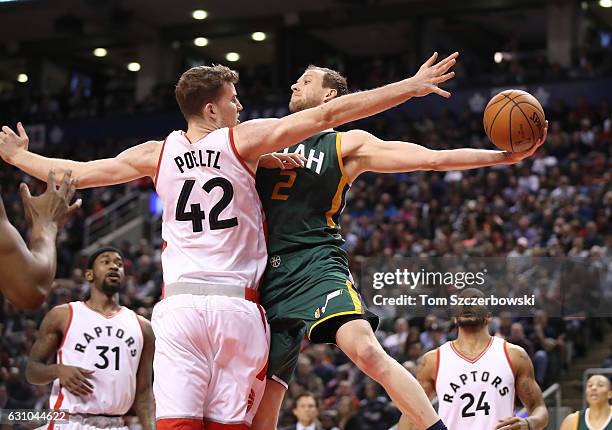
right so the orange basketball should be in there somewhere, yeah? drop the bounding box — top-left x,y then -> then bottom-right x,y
483,89 -> 546,152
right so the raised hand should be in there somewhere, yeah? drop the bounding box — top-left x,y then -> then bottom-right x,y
20,170 -> 82,229
0,122 -> 29,163
408,52 -> 459,99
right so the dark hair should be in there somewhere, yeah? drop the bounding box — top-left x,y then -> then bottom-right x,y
293,391 -> 318,410
175,65 -> 239,119
87,247 -> 123,269
306,65 -> 349,97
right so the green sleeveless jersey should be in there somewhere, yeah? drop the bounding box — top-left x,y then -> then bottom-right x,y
256,131 -> 349,255
256,131 -> 351,304
576,409 -> 612,430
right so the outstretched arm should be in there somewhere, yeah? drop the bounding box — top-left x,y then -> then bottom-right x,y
397,350 -> 438,430
0,123 -> 161,188
342,124 -> 548,182
0,171 -> 81,309
234,52 -> 458,161
495,344 -> 548,430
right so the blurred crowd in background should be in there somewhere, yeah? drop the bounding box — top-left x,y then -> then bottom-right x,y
0,58 -> 610,429
0,33 -> 611,125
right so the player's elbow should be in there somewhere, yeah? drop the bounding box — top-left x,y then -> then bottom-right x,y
25,362 -> 41,385
423,151 -> 445,171
2,283 -> 45,310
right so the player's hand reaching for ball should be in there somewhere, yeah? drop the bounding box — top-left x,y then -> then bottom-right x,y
407,51 -> 459,99
259,152 -> 306,170
0,122 -> 29,163
503,120 -> 548,164
21,170 -> 82,230
57,364 -> 94,397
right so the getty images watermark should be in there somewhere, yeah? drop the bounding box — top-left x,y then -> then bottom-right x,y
371,268 -> 535,307
357,257 -> 611,318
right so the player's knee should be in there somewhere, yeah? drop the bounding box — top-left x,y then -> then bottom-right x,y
350,339 -> 388,376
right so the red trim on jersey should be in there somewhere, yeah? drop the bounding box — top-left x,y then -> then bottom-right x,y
162,240 -> 167,252
157,418 -> 204,430
83,301 -> 124,319
228,128 -> 256,179
135,313 -> 145,345
434,348 -> 440,387
256,304 -> 267,333
181,131 -> 194,145
51,304 -> 72,428
450,336 -> 494,364
57,303 -> 73,350
503,340 -> 516,377
204,419 -> 249,430
245,288 -> 260,304
153,136 -> 169,189
261,209 -> 269,244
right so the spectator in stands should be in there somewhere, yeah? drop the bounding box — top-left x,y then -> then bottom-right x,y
336,395 -> 359,430
530,310 -> 566,387
382,317 -> 409,357
320,410 -> 341,430
419,315 -> 446,352
355,381 -> 400,430
508,323 -> 535,360
495,311 -> 514,338
295,356 -> 325,395
280,392 -> 322,430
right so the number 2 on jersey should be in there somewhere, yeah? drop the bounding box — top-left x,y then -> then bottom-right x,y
271,171 -> 297,201
176,178 -> 238,233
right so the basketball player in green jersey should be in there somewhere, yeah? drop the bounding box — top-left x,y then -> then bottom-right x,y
253,62 -> 548,429
560,374 -> 611,430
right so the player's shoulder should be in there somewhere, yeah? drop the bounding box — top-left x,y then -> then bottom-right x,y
504,340 -> 529,358
504,340 -> 532,371
40,303 -> 73,330
559,411 -> 580,429
419,348 -> 440,373
135,314 -> 154,339
340,129 -> 379,155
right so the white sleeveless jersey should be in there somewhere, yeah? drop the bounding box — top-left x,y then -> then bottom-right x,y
436,336 -> 516,430
50,302 -> 144,415
154,128 -> 267,290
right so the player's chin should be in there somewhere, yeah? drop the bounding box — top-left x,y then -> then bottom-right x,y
456,316 -> 487,327
102,279 -> 122,293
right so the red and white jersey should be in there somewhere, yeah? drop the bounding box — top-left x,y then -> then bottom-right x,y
435,336 -> 516,430
50,301 -> 144,415
154,128 -> 267,290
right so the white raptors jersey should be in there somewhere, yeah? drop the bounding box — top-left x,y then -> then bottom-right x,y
436,336 -> 515,430
50,302 -> 144,415
154,128 -> 267,290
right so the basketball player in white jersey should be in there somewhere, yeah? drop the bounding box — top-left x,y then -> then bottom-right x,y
399,289 -> 548,430
0,54 -> 457,430
26,247 -> 155,430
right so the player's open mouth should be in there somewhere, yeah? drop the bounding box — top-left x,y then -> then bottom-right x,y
106,273 -> 120,280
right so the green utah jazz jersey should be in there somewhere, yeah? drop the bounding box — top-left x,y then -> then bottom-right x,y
256,131 -> 350,257
576,409 -> 612,430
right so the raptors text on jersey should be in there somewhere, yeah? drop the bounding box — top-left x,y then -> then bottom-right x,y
50,302 -> 144,415
436,336 -> 515,429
